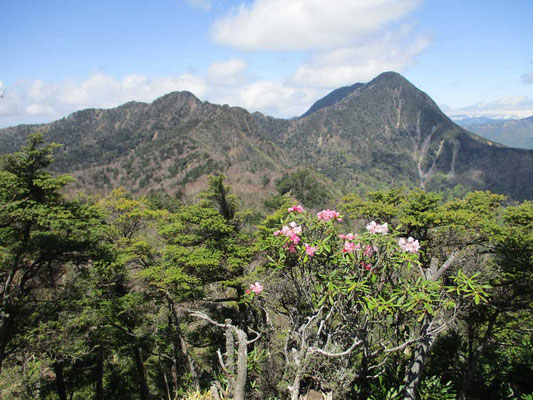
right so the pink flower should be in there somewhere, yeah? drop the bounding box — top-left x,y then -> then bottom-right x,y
288,244 -> 297,253
245,289 -> 251,294
288,205 -> 304,213
398,237 -> 421,253
338,233 -> 357,240
363,244 -> 374,257
281,225 -> 292,236
277,222 -> 302,238
289,221 -> 302,235
317,209 -> 342,222
290,233 -> 301,245
366,221 -> 389,235
343,241 -> 357,253
250,282 -> 264,294
304,244 -> 317,257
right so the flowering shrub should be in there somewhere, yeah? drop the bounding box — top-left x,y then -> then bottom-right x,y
261,204 -> 489,399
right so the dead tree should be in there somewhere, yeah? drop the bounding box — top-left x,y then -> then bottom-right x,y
188,311 -> 260,400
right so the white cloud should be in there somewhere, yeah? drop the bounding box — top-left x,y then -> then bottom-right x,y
0,73 -> 209,127
210,2 -> 428,91
207,58 -> 249,85
522,71 -> 533,85
211,0 -> 422,51
26,103 -> 56,115
442,96 -> 533,119
185,0 -> 212,11
210,80 -> 324,116
290,26 -> 430,88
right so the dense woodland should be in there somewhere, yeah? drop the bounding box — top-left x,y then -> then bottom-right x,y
0,134 -> 532,399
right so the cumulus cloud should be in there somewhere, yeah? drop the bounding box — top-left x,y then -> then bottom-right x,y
290,26 -> 430,88
210,1 -> 427,90
0,66 -> 331,127
442,96 -> 533,119
210,80 -> 324,117
211,0 -> 422,51
522,71 -> 533,85
0,73 -> 209,127
185,0 -> 212,11
207,58 -> 249,85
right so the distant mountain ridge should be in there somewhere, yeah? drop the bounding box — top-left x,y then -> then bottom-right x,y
1,72 -> 532,202
456,115 -> 533,149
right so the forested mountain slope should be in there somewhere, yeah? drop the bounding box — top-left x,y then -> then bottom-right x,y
1,72 -> 531,201
281,72 -> 532,199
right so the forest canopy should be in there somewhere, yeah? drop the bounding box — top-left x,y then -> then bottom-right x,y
0,134 -> 531,399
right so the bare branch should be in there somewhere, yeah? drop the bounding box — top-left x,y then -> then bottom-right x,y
383,337 -> 423,353
187,310 -> 229,329
246,329 -> 261,345
216,349 -> 232,376
429,251 -> 459,282
309,338 -> 362,357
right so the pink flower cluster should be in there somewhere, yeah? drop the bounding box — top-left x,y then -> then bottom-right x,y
274,222 -> 302,245
304,244 -> 317,257
343,241 -> 361,253
366,221 -> 389,235
398,237 -> 421,253
274,222 -> 302,253
317,209 -> 343,222
288,204 -> 304,213
340,232 -> 360,253
248,282 -> 264,294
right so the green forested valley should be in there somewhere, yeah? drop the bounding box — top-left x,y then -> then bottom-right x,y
1,134 -> 531,400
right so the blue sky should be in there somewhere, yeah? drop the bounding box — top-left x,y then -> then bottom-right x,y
1,0 -> 532,127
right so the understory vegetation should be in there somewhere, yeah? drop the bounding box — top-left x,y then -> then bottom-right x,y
0,135 -> 531,399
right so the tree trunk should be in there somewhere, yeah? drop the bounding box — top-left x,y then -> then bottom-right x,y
179,332 -> 200,389
225,321 -> 236,393
0,324 -> 9,374
167,295 -> 200,389
234,329 -> 248,400
94,350 -> 104,400
403,336 -> 431,400
290,370 -> 302,400
459,311 -> 499,399
53,362 -> 68,400
133,346 -> 151,400
0,274 -> 16,373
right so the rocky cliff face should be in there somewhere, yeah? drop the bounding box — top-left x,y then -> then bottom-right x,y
1,72 -> 532,201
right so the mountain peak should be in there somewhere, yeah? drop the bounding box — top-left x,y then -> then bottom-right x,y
300,71 -> 412,119
368,71 -> 415,89
152,90 -> 201,105
300,82 -> 364,118
373,71 -> 406,80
